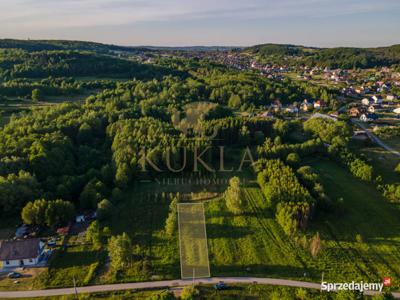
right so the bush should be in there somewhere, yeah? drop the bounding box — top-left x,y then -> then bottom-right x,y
31,88 -> 43,101
349,158 -> 373,181
96,199 -> 113,221
382,184 -> 400,202
286,152 -> 300,166
83,262 -> 99,285
148,290 -> 176,300
165,197 -> 178,237
276,202 -> 310,235
180,286 -> 199,300
108,233 -> 132,271
395,163 -> 400,174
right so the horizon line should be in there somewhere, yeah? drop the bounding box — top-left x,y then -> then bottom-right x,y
1,38 -> 399,50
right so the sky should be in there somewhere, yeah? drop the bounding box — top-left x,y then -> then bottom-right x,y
0,0 -> 400,47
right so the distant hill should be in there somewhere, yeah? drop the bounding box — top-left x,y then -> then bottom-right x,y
0,39 -> 242,53
245,43 -> 400,68
143,46 -> 241,52
2,39 -> 400,68
245,43 -> 307,56
0,39 -> 152,53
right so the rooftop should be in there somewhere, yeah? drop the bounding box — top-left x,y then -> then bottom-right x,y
0,238 -> 42,260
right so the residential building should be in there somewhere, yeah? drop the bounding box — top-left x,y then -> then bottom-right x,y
0,239 -> 45,268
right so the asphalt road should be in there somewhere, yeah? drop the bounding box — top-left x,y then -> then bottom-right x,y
0,277 -> 399,299
352,119 -> 400,157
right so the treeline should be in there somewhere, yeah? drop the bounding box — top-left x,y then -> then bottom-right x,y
256,159 -> 314,235
303,117 -> 374,182
0,77 -> 117,98
0,39 -> 151,54
0,49 -> 176,80
246,44 -> 400,68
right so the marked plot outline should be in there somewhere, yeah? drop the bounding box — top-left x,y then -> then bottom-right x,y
177,203 -> 210,279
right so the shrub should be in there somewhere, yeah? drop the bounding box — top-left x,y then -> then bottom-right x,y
349,158 -> 373,181
224,177 -> 246,214
180,286 -> 199,300
286,152 -> 300,166
395,163 -> 400,174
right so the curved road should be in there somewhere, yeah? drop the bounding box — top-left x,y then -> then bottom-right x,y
352,119 -> 400,157
0,277 -> 399,299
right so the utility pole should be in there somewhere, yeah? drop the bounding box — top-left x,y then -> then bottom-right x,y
73,275 -> 78,299
320,272 -> 325,292
192,267 -> 195,288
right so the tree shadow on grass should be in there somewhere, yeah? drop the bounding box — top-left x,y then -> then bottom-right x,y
211,264 -> 320,281
50,249 -> 103,268
207,224 -> 253,239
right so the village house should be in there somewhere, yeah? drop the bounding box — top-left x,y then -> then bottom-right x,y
386,95 -> 396,101
271,100 -> 282,112
301,99 -> 312,112
349,107 -> 361,117
313,100 -> 324,109
368,105 -> 377,113
361,98 -> 371,106
285,105 -> 299,114
259,111 -> 274,118
360,113 -> 378,122
372,95 -> 383,104
0,238 -> 45,268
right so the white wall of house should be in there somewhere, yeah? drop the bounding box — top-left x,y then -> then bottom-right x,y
2,257 -> 39,268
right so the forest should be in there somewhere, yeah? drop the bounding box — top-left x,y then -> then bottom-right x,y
246,43 -> 400,68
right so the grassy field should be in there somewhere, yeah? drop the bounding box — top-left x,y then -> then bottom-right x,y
178,203 -> 210,279
99,190 -> 180,283
1,157 -> 399,292
383,136 -> 400,152
34,235 -> 106,288
357,145 -> 400,183
38,162 -> 400,289
206,187 -> 314,280
206,159 -> 400,289
307,159 -> 400,288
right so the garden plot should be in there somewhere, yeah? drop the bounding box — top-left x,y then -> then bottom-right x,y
178,203 -> 210,279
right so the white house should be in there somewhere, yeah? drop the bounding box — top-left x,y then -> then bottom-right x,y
361,98 -> 370,106
75,215 -> 85,223
386,95 -> 396,101
285,106 -> 299,114
360,113 -> 378,122
371,95 -> 383,104
0,239 -> 45,268
394,107 -> 400,114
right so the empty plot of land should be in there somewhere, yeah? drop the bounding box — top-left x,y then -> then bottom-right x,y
178,203 -> 210,279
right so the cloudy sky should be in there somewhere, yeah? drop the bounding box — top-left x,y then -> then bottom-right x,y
1,0 -> 399,47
